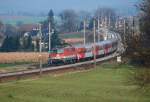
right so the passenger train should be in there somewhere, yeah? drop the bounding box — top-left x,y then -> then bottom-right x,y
48,37 -> 118,65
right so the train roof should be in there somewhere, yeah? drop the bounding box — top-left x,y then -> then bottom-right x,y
50,38 -> 118,51
75,43 -> 92,48
75,39 -> 117,48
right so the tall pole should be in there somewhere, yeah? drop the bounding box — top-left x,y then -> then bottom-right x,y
105,16 -> 107,28
115,17 -> 118,29
123,19 -> 126,46
83,20 -> 86,45
132,16 -> 135,37
108,13 -> 111,28
39,24 -> 42,76
49,22 -> 51,51
98,18 -> 100,42
93,20 -> 96,68
101,10 -> 103,27
104,17 -> 108,40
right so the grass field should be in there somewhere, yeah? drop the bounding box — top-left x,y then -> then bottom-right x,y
0,63 -> 150,102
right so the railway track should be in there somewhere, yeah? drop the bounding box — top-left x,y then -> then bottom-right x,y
0,52 -> 120,82
0,30 -> 124,82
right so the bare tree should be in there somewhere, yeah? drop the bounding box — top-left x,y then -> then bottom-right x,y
94,7 -> 117,28
59,9 -> 79,32
127,0 -> 150,66
139,0 -> 150,47
78,11 -> 92,21
137,0 -> 150,65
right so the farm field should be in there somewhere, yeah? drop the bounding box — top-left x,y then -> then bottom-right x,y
60,32 -> 84,44
59,31 -> 93,44
59,32 -> 83,39
0,63 -> 150,102
0,52 -> 49,73
0,52 -> 49,64
0,15 -> 45,25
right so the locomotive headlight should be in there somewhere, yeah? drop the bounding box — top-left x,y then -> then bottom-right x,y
56,54 -> 60,59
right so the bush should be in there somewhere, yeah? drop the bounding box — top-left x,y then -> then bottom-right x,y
132,68 -> 150,87
130,48 -> 150,67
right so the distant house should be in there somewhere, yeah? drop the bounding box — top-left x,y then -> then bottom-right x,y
18,24 -> 41,51
18,24 -> 39,36
19,24 -> 39,32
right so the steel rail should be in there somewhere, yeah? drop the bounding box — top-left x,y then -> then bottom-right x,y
0,52 -> 119,78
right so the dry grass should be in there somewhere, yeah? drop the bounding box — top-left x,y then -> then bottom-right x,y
0,52 -> 49,64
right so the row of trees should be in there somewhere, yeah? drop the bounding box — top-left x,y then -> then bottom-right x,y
126,0 -> 150,87
125,0 -> 150,66
1,7 -> 117,35
0,7 -> 117,52
41,9 -> 62,49
0,35 -> 35,52
136,0 -> 150,66
109,10 -> 148,67
0,9 -> 62,52
56,8 -> 117,33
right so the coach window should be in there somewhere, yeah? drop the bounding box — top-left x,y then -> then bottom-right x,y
86,48 -> 92,52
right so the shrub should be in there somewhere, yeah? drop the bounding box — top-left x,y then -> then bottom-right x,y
132,68 -> 150,87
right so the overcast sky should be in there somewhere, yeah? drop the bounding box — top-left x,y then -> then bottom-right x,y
0,0 -> 139,15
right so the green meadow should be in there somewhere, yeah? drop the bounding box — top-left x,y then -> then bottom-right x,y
0,63 -> 150,102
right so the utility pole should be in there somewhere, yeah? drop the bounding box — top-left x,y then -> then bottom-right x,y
49,22 -> 51,51
123,19 -> 126,46
132,16 -> 135,37
101,11 -> 103,27
39,24 -> 42,76
93,20 -> 96,68
108,13 -> 111,29
105,17 -> 107,29
104,17 -> 108,41
98,18 -> 100,42
83,20 -> 86,45
101,16 -> 105,28
115,16 -> 119,30
115,18 -> 118,29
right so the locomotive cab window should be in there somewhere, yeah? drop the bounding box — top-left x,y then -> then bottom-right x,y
57,49 -> 64,54
49,49 -> 64,54
49,49 -> 57,53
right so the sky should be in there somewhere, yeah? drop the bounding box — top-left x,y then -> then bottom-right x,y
0,0 -> 139,15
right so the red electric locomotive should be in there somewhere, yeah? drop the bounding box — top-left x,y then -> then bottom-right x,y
48,46 -> 77,65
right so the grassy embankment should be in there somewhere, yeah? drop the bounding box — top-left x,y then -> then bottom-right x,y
0,63 -> 150,102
